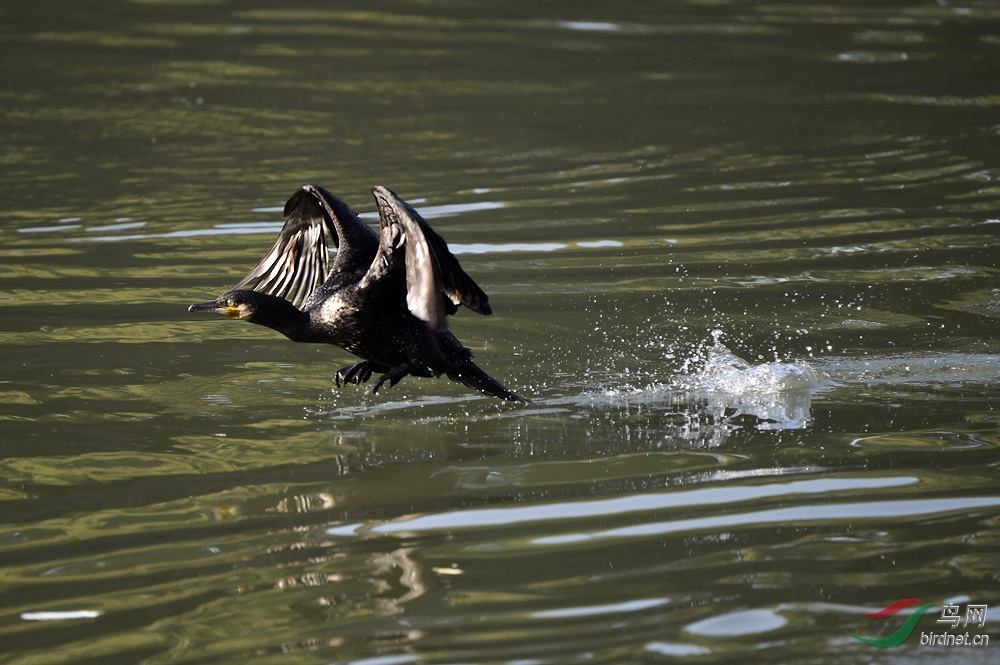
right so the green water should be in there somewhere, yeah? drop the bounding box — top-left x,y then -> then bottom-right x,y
2,1 -> 999,663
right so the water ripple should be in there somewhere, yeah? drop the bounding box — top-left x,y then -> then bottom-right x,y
363,476 -> 915,535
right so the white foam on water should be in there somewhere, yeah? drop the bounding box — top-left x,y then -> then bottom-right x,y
670,331 -> 826,431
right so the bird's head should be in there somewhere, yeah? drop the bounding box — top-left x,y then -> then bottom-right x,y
188,289 -> 266,322
189,289 -> 308,340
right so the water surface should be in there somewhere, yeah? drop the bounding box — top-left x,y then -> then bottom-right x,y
2,1 -> 999,663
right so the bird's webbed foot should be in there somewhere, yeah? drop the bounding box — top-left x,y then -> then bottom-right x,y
371,364 -> 435,393
335,360 -> 389,386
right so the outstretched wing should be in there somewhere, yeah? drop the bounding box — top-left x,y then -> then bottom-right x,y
232,184 -> 378,309
364,186 -> 492,332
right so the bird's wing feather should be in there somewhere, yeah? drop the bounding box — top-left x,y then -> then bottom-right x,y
232,185 -> 378,309
362,186 -> 492,332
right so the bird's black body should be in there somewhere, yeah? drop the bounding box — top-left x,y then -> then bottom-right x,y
189,185 -> 526,402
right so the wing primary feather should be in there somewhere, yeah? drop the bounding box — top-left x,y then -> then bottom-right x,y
368,186 -> 492,332
228,187 -> 335,309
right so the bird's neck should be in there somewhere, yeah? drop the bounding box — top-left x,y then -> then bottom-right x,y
248,295 -> 317,343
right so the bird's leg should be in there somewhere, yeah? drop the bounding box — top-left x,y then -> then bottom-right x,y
334,362 -> 363,386
371,364 -> 434,393
335,360 -> 389,386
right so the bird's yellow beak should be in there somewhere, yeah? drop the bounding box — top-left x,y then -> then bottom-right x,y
188,301 -> 241,318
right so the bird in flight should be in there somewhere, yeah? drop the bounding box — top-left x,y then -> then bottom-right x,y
189,185 -> 527,402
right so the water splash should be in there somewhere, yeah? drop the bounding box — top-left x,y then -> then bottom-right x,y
670,331 -> 824,431
677,331 -> 821,393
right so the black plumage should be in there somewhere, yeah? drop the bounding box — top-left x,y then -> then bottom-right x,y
189,185 -> 527,402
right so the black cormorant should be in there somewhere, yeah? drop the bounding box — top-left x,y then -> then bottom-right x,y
189,185 -> 527,402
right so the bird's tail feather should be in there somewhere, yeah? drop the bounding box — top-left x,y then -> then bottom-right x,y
451,362 -> 530,403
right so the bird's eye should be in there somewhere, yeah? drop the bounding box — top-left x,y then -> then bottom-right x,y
225,298 -> 235,307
